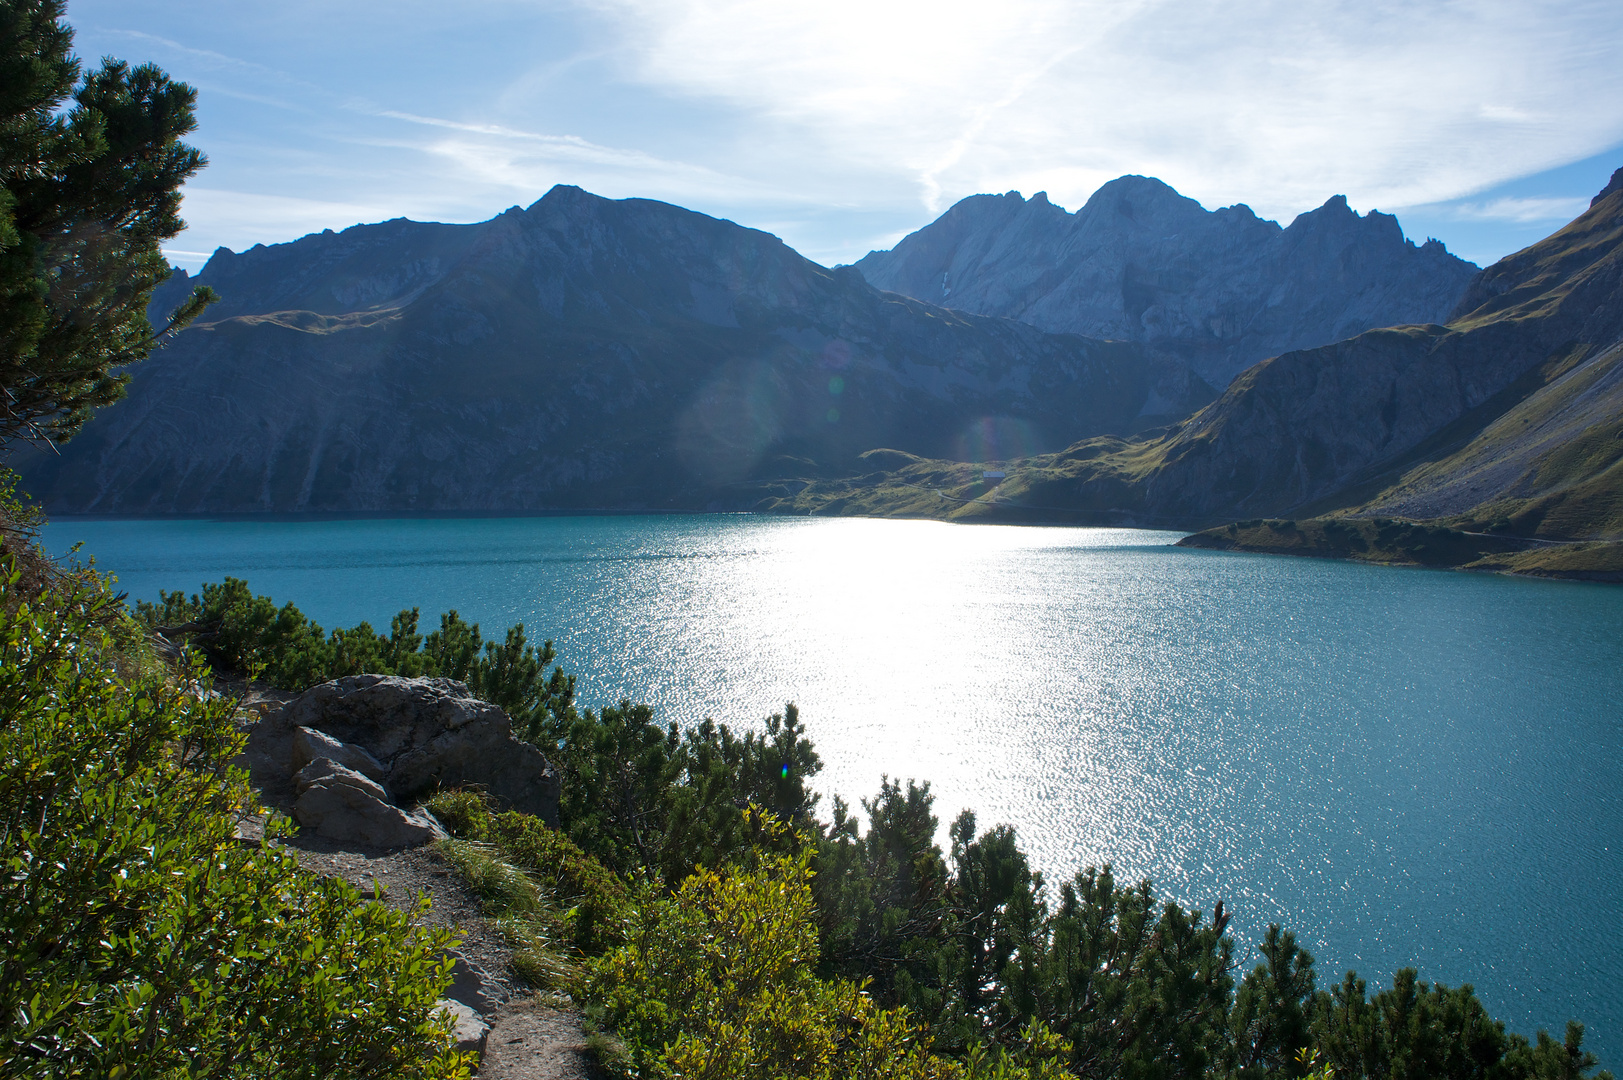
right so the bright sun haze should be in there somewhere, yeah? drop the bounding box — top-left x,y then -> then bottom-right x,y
60,0 -> 1623,272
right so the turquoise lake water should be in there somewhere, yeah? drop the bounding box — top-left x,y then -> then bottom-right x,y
43,514 -> 1623,1065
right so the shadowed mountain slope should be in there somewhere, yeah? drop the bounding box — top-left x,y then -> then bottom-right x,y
9,186 -> 1213,514
854,176 -> 1478,389
774,168 -> 1623,548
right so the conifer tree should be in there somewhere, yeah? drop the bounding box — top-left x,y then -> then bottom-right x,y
0,0 -> 214,447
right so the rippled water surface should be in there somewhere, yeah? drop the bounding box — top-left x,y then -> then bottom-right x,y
46,514 -> 1623,1064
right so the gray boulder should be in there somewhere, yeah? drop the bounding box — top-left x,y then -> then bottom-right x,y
435,999 -> 489,1058
290,724 -> 387,781
283,675 -> 559,823
292,758 -> 447,849
444,950 -> 502,1015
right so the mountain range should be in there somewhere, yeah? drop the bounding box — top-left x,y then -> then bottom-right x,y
9,176 -> 1474,516
772,169 -> 1623,576
17,165 -> 1619,575
855,177 -> 1477,388
12,186 -> 1207,513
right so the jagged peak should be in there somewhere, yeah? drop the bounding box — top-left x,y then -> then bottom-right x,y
1593,166 -> 1623,208
1283,196 -> 1411,249
934,191 -> 1039,218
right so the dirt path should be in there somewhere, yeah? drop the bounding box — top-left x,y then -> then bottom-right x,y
281,830 -> 601,1078
478,998 -> 603,1080
237,689 -> 601,1079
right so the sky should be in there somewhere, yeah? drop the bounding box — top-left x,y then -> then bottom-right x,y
62,0 -> 1623,273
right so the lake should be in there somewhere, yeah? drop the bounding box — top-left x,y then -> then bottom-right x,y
43,513 -> 1623,1065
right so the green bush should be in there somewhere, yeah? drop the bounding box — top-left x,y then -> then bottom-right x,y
134,578 -> 575,736
539,700 -> 823,883
426,790 -> 629,953
486,811 -> 630,952
0,561 -> 471,1078
585,839 -> 945,1079
584,834 -> 1073,1080
423,790 -> 493,842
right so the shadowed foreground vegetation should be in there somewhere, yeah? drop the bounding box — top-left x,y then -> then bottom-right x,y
0,566 -> 472,1077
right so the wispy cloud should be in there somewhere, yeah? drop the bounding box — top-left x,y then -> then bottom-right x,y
1448,196 -> 1593,223
176,189 -> 399,251
568,0 -> 1623,220
371,107 -> 812,206
99,27 -> 325,97
375,109 -> 721,175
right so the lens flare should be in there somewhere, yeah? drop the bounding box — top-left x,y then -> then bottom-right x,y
951,415 -> 1041,464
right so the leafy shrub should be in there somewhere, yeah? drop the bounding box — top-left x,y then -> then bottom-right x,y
0,561 -> 470,1078
586,838 -> 944,1079
584,831 -> 1075,1080
424,789 -> 493,842
430,837 -> 579,993
485,811 -> 630,952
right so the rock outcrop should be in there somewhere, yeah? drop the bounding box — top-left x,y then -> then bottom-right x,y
10,186 -> 1214,515
854,177 -> 1478,389
291,758 -> 446,849
283,675 -> 560,820
247,674 -> 560,848
436,999 -> 490,1057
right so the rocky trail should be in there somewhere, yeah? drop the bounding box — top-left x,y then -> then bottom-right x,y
231,680 -> 606,1079
284,835 -> 601,1079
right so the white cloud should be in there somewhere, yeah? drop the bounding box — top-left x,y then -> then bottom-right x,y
176,189 -> 401,252
1447,196 -> 1593,223
78,0 -> 1623,268
565,0 -> 1623,220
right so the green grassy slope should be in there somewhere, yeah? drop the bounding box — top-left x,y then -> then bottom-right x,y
1176,517 -> 1623,582
1362,338 -> 1623,539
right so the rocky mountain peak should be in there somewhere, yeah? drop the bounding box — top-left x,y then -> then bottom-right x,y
1081,174 -> 1206,228
1447,162 -> 1623,337
1282,195 -> 1405,248
855,175 -> 1478,387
